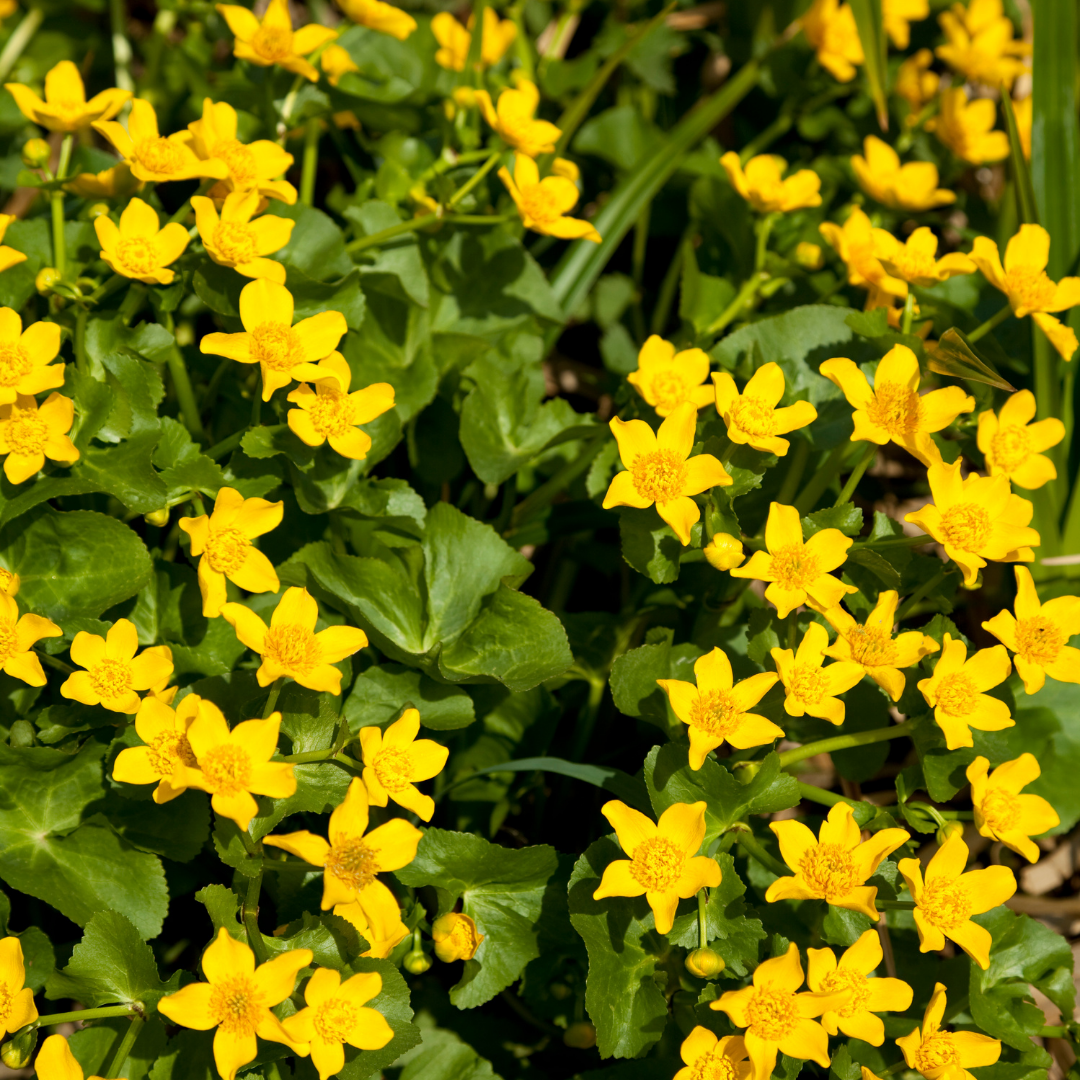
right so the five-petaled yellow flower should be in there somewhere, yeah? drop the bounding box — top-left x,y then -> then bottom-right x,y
872,227 -> 976,288
95,99 -> 228,185
675,1029 -> 752,1080
713,362 -> 818,457
898,983 -> 1001,1080
282,968 -> 393,1080
918,633 -> 1013,750
200,278 -> 348,401
61,618 -> 173,714
0,215 -> 25,276
898,831 -> 1016,969
217,0 -> 336,81
321,43 -> 359,86
499,154 -> 601,243
179,486 -> 283,618
721,152 -> 821,213
158,929 -> 311,1080
929,87 -> 1009,166
819,207 -> 906,297
820,346 -> 974,466
983,566 -> 1080,694
222,586 -> 368,695
264,777 -> 423,918
801,0 -> 863,82
337,0 -> 416,39
771,621 -> 864,726
0,936 -> 39,1038
823,591 -> 939,702
806,930 -> 914,1045
592,799 -> 721,934
936,0 -> 1030,91
33,1035 -> 104,1080
970,224 -> 1080,361
0,592 -> 59,687
603,400 -> 731,546
476,79 -> 561,158
432,912 -> 484,963
287,352 -> 395,459
432,8 -> 516,71
977,389 -> 1064,490
359,707 -> 449,822
711,943 -> 847,1080
65,163 -> 143,200
731,502 -> 856,618
0,307 -> 62,405
767,801 -> 909,917
883,0 -> 929,49
6,59 -> 129,132
852,136 -> 955,213
0,391 -> 78,483
95,197 -> 191,284
967,753 -> 1059,863
657,647 -> 781,769
628,335 -> 714,417
193,190 -> 294,284
112,693 -> 201,803
896,50 -> 939,117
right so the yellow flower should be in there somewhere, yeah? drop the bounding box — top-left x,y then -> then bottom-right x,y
0,592 -> 58,687
710,943 -> 847,1080
905,458 -> 1039,587
281,968 -> 393,1080
896,49 -> 939,118
178,486 -> 283,619
917,633 -> 1013,750
731,502 -> 857,619
851,136 -> 956,212
94,196 -> 190,284
184,98 -> 297,205
61,619 -> 173,714
801,0 -> 864,82
0,936 -> 38,1038
657,647 -> 781,769
264,777 -> 423,916
807,930 -> 913,1045
982,566 -> 1080,694
64,163 -> 143,199
883,0 -> 929,49
898,983 -> 1001,1080
5,60 -> 129,133
929,87 -> 1009,165
0,566 -> 18,595
713,361 -> 818,456
332,889 -> 410,958
819,207 -> 906,296
32,1035 -> 105,1080
1014,94 -> 1032,159
217,0 -> 336,81
499,153 -> 601,243
627,334 -> 714,417
602,400 -> 732,546
0,391 -> 77,484
178,699 -> 296,829
158,929 -> 311,1080
899,832 -> 1016,968
970,224 -> 1080,361
286,352 -> 395,459
359,707 -> 449,821
321,42 -> 359,86
675,1029 -> 752,1080
0,307 -> 62,405
0,215 -> 25,275
222,586 -> 368,695
820,345 -> 974,466
432,913 -> 484,962
112,693 -> 201,804
770,621 -> 865,726
336,0 -> 416,39
967,754 -> 1059,863
704,532 -> 746,571
720,152 -> 822,213
592,799 -> 721,934
977,390 -> 1064,490
94,99 -> 229,185
872,227 -> 976,288
823,591 -> 939,702
476,79 -> 561,158
200,278 -> 348,400
936,0 -> 1030,90
794,241 -> 824,270
193,190 -> 294,283
431,8 -> 516,71
767,802 -> 910,917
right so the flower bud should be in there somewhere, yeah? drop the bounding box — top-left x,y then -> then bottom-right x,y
563,1021 -> 596,1049
704,533 -> 745,571
402,949 -> 432,974
937,820 -> 965,845
733,760 -> 762,785
21,138 -> 50,169
0,567 -> 19,596
794,241 -> 824,271
685,947 -> 725,978
35,267 -> 61,294
432,912 -> 484,963
144,507 -> 170,527
88,202 -> 111,220
1,1026 -> 36,1069
8,721 -> 35,747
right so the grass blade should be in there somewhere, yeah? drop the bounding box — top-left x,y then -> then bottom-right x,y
849,0 -> 888,131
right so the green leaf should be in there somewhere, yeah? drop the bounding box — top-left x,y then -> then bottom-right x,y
195,884 -> 246,943
609,628 -> 681,737
381,1026 -> 501,1080
348,200 -> 429,307
849,0 -> 888,131
617,506 -> 684,584
803,504 -> 863,538
153,417 -> 226,500
927,329 -> 1016,392
1001,93 -> 1039,226
344,663 -> 476,731
679,244 -> 736,337
287,265 -> 367,332
265,911 -> 365,968
273,202 -> 355,281
96,787 -> 211,864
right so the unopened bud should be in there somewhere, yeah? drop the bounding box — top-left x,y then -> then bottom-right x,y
563,1021 -> 596,1049
21,138 -> 50,169
88,202 -> 111,220
937,820 -> 965,845
432,912 -> 484,963
9,721 -> 35,747
704,533 -> 745,571
35,267 -> 61,294
685,947 -> 725,979
732,759 -> 762,785
402,948 -> 432,974
794,241 -> 824,271
1,1026 -> 37,1069
144,507 -> 170,527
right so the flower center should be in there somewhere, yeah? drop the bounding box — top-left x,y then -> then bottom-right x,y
264,623 -> 321,675
308,385 -> 358,438
846,625 -> 899,667
114,237 -> 160,277
1015,615 -> 1066,667
0,617 -> 15,663
135,136 -> 184,177
445,918 -> 481,957
0,980 -> 12,1022
800,842 -> 858,898
209,975 -> 263,1035
630,448 -> 687,504
201,744 -> 253,795
628,836 -> 686,892
313,996 -> 359,1043
1005,266 -> 1059,312
916,1032 -> 961,1073
989,423 -> 1032,475
866,381 -> 922,436
886,248 -> 938,282
920,877 -> 973,930
147,730 -> 198,777
251,322 -> 303,372
212,221 -> 258,264
820,967 -> 871,1017
979,786 -> 1022,832
325,836 -> 379,891
786,662 -> 830,706
938,502 -> 991,552
649,372 -> 690,412
205,526 -> 251,575
746,989 -> 799,1041
89,658 -> 133,701
933,672 -> 979,716
729,396 -> 778,438
252,24 -> 293,62
690,1050 -> 740,1080
372,746 -> 412,793
518,185 -> 564,227
689,689 -> 741,738
4,412 -> 48,457
213,139 -> 258,187
769,544 -> 819,590
0,342 -> 32,387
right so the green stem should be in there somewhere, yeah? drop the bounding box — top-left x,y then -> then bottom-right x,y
651,226 -> 692,335
347,213 -> 439,254
105,1013 -> 145,1079
967,302 -> 1012,343
0,7 -> 44,83
109,0 -> 134,93
167,346 -> 205,440
300,118 -> 320,206
242,870 -> 268,963
775,439 -> 809,505
205,430 -> 243,461
895,568 -> 950,621
277,74 -> 305,143
88,273 -> 126,305
793,443 -> 850,514
697,889 -> 708,950
568,674 -> 605,762
900,291 -> 916,336
857,533 -> 930,551
36,1005 -> 138,1026
798,782 -> 859,808
51,135 -> 73,277
778,720 -> 914,769
754,213 -> 777,272
734,829 -> 788,877
262,676 -> 285,719
447,149 -> 501,208
509,431 -> 607,530
833,442 -> 876,506
705,274 -> 764,337
1040,1025 -> 1068,1039
262,857 -> 319,871
462,0 -> 488,84
75,307 -> 88,374
879,900 -> 916,910
446,212 -> 515,224
168,180 -> 214,226
35,649 -> 75,675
